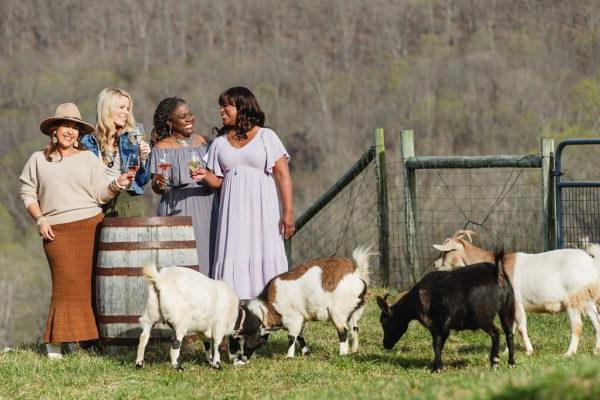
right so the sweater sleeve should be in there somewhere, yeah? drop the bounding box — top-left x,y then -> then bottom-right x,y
19,153 -> 40,209
90,154 -> 112,204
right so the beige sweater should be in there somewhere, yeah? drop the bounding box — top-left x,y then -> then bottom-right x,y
20,151 -> 114,225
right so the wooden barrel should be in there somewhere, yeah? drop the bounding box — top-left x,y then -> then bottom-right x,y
95,216 -> 199,348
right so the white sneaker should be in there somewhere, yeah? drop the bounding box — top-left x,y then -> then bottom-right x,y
46,343 -> 63,360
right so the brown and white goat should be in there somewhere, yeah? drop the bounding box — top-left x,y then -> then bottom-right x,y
246,246 -> 376,358
433,230 -> 600,356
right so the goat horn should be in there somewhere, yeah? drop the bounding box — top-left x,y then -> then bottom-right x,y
452,230 -> 479,242
382,293 -> 392,303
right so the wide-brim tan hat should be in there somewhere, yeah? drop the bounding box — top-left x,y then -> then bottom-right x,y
39,103 -> 95,136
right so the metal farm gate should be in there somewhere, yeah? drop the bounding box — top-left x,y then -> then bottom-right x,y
555,138 -> 600,248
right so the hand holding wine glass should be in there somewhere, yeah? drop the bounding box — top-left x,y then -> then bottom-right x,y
189,151 -> 207,182
133,123 -> 150,161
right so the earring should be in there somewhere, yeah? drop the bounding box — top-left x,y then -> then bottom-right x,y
168,124 -> 172,136
74,140 -> 79,148
52,133 -> 57,144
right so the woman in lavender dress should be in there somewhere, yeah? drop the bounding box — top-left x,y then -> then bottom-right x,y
193,87 -> 294,299
149,97 -> 217,274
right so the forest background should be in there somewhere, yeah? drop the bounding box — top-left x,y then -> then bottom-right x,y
1,0 -> 600,347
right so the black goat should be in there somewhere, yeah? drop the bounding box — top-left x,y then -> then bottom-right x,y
377,251 -> 515,372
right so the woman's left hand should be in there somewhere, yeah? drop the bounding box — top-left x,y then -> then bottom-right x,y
279,212 -> 295,240
139,141 -> 151,158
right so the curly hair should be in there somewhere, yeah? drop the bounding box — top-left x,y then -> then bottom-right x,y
213,86 -> 265,139
151,97 -> 187,146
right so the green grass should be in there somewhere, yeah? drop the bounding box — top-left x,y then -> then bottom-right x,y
2,289 -> 600,399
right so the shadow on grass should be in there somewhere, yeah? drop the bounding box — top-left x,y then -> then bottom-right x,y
355,352 -> 472,371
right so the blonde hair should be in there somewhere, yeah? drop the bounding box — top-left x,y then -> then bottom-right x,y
95,87 -> 136,153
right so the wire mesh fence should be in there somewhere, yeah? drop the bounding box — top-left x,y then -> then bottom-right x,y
292,162 -> 545,289
410,168 -> 544,281
290,134 -> 551,290
289,161 -> 383,282
560,187 -> 600,248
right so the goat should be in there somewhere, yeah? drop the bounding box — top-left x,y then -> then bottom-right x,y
377,251 -> 515,372
245,246 -> 376,358
135,264 -> 268,370
433,230 -> 600,356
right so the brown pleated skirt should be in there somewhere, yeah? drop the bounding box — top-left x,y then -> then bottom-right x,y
43,213 -> 103,343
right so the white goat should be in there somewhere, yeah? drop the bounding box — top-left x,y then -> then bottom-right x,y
246,246 -> 376,358
433,230 -> 600,356
135,264 -> 265,370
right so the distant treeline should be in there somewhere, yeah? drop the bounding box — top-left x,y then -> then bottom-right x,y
2,0 -> 600,346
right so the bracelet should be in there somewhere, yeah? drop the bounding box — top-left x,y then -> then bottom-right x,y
36,216 -> 48,226
110,177 -> 126,192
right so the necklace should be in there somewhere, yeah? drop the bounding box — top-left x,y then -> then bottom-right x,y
175,137 -> 194,147
102,148 -> 118,168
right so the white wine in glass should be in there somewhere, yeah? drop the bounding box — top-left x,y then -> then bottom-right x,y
188,151 -> 201,172
133,123 -> 146,143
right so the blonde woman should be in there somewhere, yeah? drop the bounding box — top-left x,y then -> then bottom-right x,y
80,87 -> 151,216
20,103 -> 134,359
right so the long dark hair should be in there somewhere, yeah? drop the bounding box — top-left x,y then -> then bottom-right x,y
213,86 -> 265,139
151,97 -> 187,146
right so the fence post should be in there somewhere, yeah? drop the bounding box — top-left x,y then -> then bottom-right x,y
401,130 -> 420,285
284,239 -> 292,269
541,138 -> 555,250
374,128 -> 390,286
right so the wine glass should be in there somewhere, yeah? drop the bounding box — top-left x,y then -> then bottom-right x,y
133,123 -> 146,143
188,151 -> 204,181
158,156 -> 172,188
124,153 -> 140,188
133,123 -> 147,163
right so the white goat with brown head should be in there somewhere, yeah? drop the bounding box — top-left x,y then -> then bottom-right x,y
433,230 -> 600,356
246,246 -> 376,358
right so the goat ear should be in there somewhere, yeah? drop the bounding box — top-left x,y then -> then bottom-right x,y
376,296 -> 390,316
433,239 -> 463,252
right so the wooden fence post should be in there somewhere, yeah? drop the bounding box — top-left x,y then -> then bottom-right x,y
401,130 -> 420,285
374,128 -> 390,286
541,138 -> 555,250
284,239 -> 292,269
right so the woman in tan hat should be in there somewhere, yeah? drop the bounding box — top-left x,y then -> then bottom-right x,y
19,103 -> 135,359
80,88 -> 151,216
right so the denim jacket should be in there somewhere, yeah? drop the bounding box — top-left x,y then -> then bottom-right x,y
80,132 -> 151,195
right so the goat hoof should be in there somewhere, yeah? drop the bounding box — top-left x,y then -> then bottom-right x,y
491,363 -> 499,371
509,362 -> 516,369
211,361 -> 222,370
174,364 -> 184,372
301,348 -> 310,356
135,362 -> 143,369
233,359 -> 247,367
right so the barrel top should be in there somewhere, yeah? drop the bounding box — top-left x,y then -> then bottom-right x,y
102,216 -> 193,227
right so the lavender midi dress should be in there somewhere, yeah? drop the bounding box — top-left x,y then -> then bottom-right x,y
205,128 -> 290,299
150,145 -> 218,275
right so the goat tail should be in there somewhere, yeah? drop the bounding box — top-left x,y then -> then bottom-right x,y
494,249 -> 511,289
352,245 -> 378,285
142,263 -> 160,285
